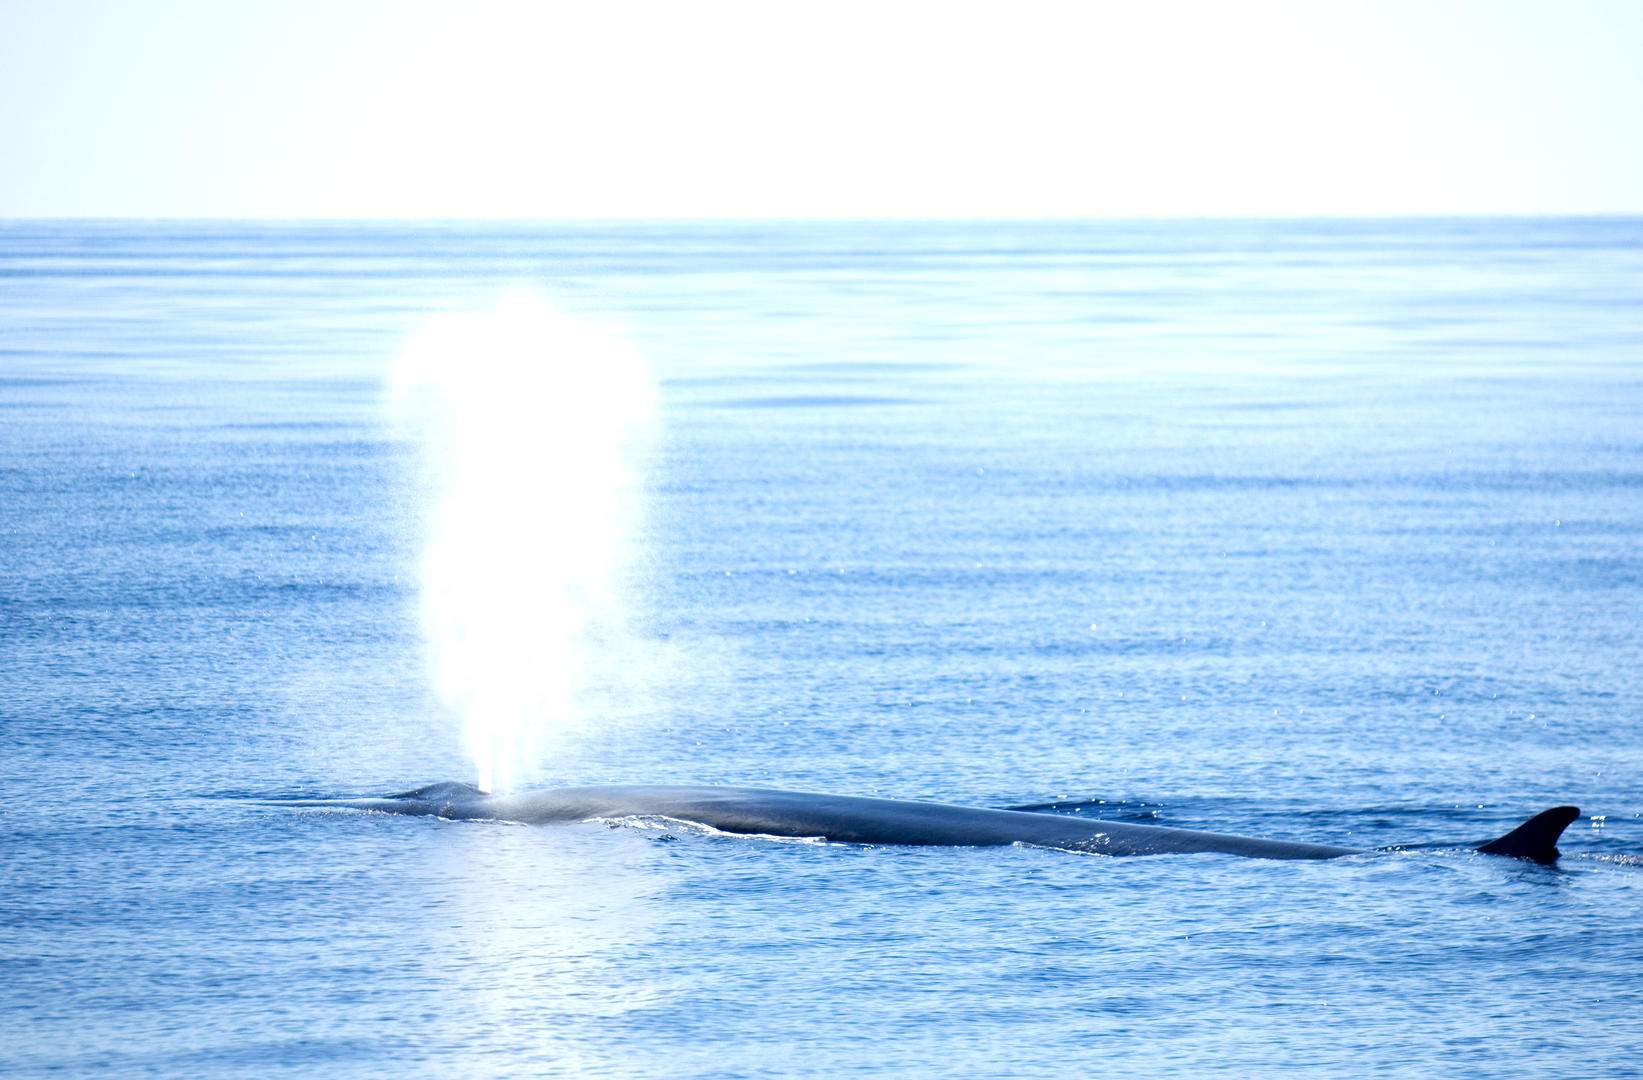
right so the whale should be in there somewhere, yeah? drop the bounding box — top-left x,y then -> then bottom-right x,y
290,782 -> 1581,863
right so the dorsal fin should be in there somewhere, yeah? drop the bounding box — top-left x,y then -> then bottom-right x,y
1476,806 -> 1579,863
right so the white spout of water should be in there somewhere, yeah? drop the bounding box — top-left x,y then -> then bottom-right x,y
390,291 -> 657,792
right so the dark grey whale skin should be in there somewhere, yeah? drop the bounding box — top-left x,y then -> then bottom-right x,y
296,783 -> 1580,862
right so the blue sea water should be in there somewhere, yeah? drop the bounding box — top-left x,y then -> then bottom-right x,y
2,219 -> 1641,1077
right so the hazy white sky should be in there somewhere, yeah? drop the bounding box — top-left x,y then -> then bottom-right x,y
2,0 -> 1640,218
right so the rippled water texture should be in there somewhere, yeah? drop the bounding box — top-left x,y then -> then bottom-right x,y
3,220 -> 1641,1076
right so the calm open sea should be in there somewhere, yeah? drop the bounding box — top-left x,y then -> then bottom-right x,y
2,220 -> 1641,1076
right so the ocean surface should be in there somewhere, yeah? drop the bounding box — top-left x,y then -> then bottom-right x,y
2,219 -> 1641,1077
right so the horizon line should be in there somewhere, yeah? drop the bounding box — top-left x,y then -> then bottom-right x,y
5,212 -> 1643,226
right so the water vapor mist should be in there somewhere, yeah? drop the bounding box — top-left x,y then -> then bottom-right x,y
390,291 -> 657,792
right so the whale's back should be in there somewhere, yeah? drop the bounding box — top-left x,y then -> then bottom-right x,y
303,783 -> 1578,864
454,784 -> 1362,859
